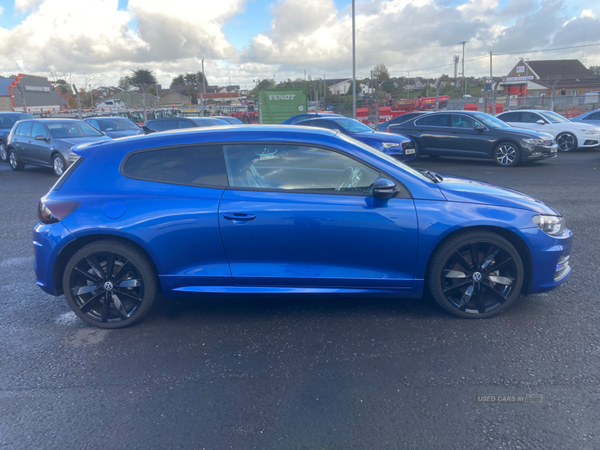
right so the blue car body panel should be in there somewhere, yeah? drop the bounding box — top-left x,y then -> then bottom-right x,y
570,109 -> 600,126
33,125 -> 572,301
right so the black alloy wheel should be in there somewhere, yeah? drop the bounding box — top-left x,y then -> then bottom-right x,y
493,142 -> 520,167
556,133 -> 577,152
64,241 -> 157,328
428,231 -> 524,318
8,149 -> 24,171
0,141 -> 7,162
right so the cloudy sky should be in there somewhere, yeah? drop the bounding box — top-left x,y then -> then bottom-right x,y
0,0 -> 599,88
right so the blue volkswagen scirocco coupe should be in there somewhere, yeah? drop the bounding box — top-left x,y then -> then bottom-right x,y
33,126 -> 572,328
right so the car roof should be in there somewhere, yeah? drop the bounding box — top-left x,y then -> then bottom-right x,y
18,118 -> 82,122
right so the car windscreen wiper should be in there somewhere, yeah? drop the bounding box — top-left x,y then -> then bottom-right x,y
420,169 -> 443,183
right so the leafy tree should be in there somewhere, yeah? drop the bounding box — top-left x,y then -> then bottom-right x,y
171,72 -> 207,87
589,65 -> 600,75
130,69 -> 157,120
118,76 -> 133,91
52,79 -> 69,95
372,63 -> 390,82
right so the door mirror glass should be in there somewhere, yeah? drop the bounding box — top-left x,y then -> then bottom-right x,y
372,177 -> 398,199
474,124 -> 485,131
536,120 -> 545,125
34,135 -> 47,141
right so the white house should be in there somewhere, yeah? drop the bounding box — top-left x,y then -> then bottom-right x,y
328,80 -> 373,96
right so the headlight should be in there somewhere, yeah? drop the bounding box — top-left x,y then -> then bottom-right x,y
523,138 -> 544,145
68,147 -> 76,156
382,142 -> 400,148
582,129 -> 599,135
532,215 -> 565,236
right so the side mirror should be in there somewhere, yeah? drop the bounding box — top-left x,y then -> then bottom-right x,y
34,135 -> 48,141
474,124 -> 485,131
536,120 -> 545,125
373,177 -> 398,199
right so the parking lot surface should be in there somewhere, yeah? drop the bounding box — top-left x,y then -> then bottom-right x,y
1,152 -> 599,450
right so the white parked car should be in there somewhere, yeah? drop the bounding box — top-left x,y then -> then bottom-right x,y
95,99 -> 126,111
496,109 -> 600,152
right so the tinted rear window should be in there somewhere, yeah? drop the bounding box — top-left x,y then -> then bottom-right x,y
122,145 -> 228,188
416,114 -> 449,127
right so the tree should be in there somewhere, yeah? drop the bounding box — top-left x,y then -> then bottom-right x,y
372,63 -> 390,82
171,72 -> 207,87
118,76 -> 133,91
590,66 -> 600,75
130,69 -> 157,120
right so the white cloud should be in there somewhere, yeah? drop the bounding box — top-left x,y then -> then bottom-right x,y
14,0 -> 44,12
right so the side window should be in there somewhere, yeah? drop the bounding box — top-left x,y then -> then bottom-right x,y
13,123 -> 22,135
145,121 -> 159,131
522,112 -> 542,123
417,114 -> 449,127
451,115 -> 476,128
312,120 -> 338,130
178,120 -> 194,129
122,145 -> 228,187
161,120 -> 178,131
17,122 -> 32,136
500,112 -> 520,122
290,115 -> 308,124
88,120 -> 100,130
585,112 -> 600,121
223,144 -> 380,195
31,123 -> 47,138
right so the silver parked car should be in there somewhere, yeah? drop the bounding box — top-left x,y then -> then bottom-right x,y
6,119 -> 112,176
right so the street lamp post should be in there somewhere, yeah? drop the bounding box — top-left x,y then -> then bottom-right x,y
89,84 -> 93,108
406,71 -> 410,100
352,0 -> 356,119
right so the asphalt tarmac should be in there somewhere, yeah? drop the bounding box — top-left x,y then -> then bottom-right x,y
1,150 -> 599,450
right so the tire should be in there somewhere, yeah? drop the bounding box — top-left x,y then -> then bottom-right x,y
8,149 -> 24,171
52,153 -> 66,177
556,132 -> 577,152
0,141 -> 7,162
63,240 -> 158,329
427,230 -> 524,319
493,142 -> 520,167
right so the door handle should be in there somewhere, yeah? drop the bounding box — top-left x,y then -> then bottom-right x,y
223,213 -> 257,221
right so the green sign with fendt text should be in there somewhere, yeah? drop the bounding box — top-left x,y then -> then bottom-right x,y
259,89 -> 308,124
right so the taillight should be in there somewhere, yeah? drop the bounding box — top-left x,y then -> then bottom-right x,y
386,127 -> 390,133
38,199 -> 80,224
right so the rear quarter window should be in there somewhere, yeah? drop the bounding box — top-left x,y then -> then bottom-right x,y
122,145 -> 228,188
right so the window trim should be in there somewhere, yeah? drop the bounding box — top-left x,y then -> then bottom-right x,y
119,143 -> 229,189
222,141 -> 412,199
415,114 -> 451,128
450,114 -> 487,131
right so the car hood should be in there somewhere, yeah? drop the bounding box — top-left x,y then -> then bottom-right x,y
59,136 -> 112,147
436,174 -> 560,215
502,127 -> 554,139
354,131 -> 410,143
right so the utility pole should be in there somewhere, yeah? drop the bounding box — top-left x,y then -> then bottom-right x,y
201,59 -> 205,114
89,84 -> 93,108
453,55 -> 459,87
460,41 -> 466,96
72,84 -> 82,119
489,51 -> 493,114
17,83 -> 27,113
406,71 -> 410,100
351,0 -> 356,118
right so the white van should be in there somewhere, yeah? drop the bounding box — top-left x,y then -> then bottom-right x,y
96,99 -> 126,111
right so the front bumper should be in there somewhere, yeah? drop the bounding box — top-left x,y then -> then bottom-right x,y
518,226 -> 573,294
523,143 -> 559,160
33,221 -> 76,295
580,138 -> 599,147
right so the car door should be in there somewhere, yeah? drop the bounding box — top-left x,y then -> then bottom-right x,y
506,111 -> 546,132
413,114 -> 455,155
28,122 -> 52,165
13,121 -> 33,162
218,143 -> 419,289
449,114 -> 490,158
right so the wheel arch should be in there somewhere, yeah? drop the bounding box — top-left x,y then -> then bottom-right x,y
53,234 -> 160,296
424,225 -> 533,295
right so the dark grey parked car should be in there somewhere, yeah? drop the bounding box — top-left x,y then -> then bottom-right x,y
0,112 -> 34,162
84,117 -> 140,138
6,119 -> 112,176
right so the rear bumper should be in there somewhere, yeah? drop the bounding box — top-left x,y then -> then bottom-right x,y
33,221 -> 75,295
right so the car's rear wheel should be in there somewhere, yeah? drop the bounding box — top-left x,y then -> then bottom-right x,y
427,230 -> 524,318
556,133 -> 577,152
52,153 -> 66,177
8,149 -> 24,171
493,142 -> 520,167
63,240 -> 158,329
0,141 -> 7,162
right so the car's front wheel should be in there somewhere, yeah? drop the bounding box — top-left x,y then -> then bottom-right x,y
493,142 -> 520,167
427,230 -> 524,318
63,240 -> 158,328
556,132 -> 577,152
0,141 -> 7,162
52,153 -> 66,177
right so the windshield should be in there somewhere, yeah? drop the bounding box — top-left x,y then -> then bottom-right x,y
539,111 -> 571,124
472,113 -> 511,129
98,119 -> 139,131
332,118 -> 374,133
0,114 -> 34,128
47,121 -> 104,138
191,118 -> 228,127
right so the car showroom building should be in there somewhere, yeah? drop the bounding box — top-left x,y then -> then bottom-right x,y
0,74 -> 68,112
